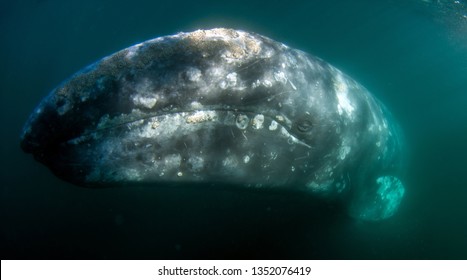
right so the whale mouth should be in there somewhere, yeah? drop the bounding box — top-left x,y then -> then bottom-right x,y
21,106 -> 311,154
21,107 -> 313,186
68,107 -> 311,148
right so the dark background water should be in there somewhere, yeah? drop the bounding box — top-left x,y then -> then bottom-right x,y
1,0 -> 466,259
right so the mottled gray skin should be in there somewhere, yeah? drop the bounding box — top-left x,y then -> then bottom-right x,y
21,29 -> 406,220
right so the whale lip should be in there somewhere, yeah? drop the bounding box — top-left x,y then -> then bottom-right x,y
21,104 -> 316,187
20,103 -> 311,156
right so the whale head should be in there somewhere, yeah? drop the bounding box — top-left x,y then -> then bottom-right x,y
21,29 -> 406,220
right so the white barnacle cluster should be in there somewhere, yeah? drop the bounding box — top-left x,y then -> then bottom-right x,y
131,95 -> 157,109
268,120 -> 279,131
131,78 -> 159,109
235,113 -> 282,133
136,110 -> 221,140
273,70 -> 288,84
251,114 -> 265,129
203,66 -> 242,92
251,79 -> 261,89
262,79 -> 273,87
219,72 -> 238,89
185,111 -> 217,124
187,28 -> 262,63
137,113 -> 184,138
185,67 -> 202,82
249,69 -> 293,91
189,101 -> 203,110
334,74 -> 355,120
251,70 -> 288,90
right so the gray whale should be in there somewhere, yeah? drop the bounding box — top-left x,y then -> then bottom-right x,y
21,28 -> 405,221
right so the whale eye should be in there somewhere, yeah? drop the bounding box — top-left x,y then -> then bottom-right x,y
296,118 -> 313,133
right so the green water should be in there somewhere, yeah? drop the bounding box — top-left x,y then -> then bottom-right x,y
1,0 -> 466,259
